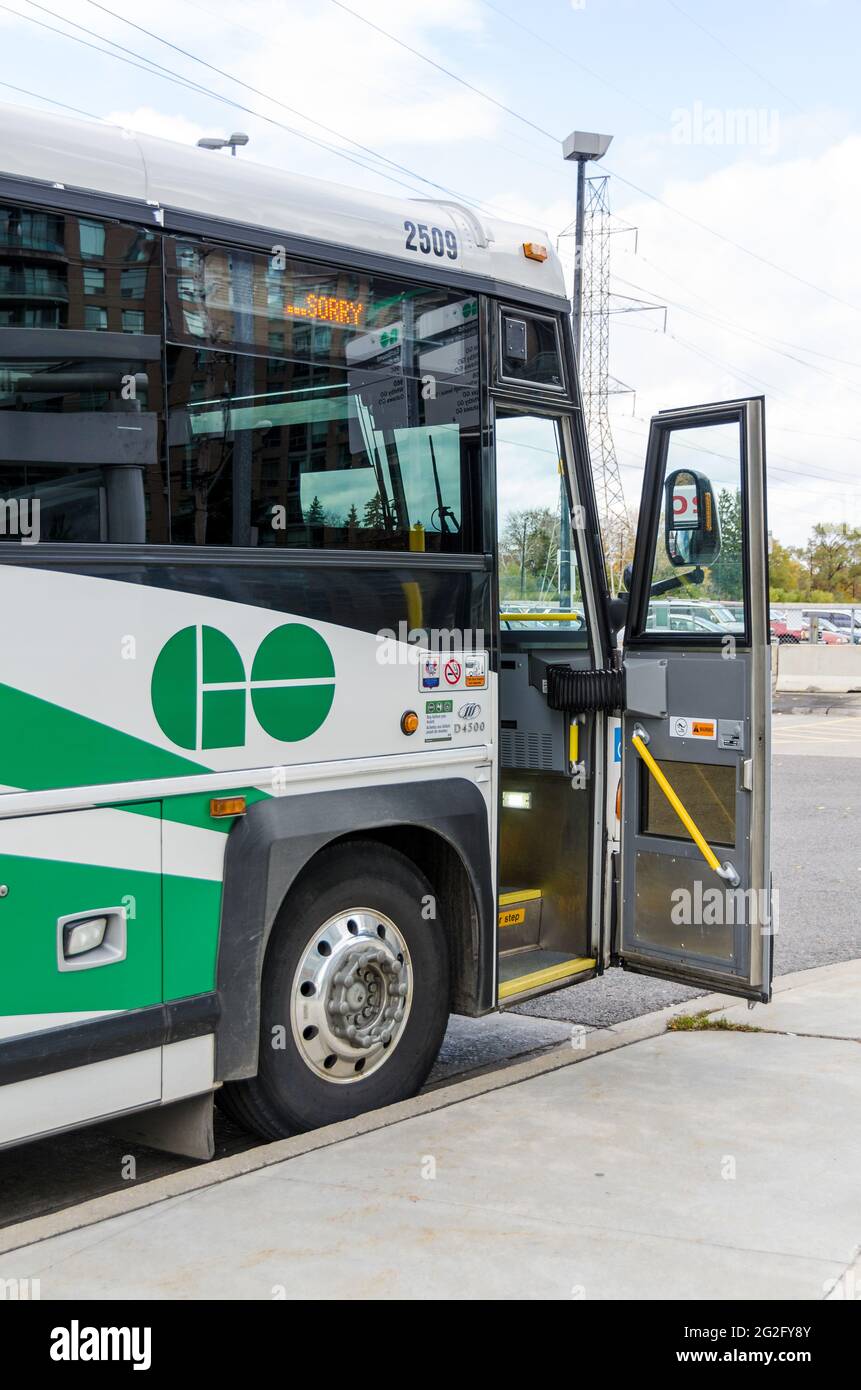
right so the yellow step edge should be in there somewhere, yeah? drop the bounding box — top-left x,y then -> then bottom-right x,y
498,889 -> 542,906
498,957 -> 596,1000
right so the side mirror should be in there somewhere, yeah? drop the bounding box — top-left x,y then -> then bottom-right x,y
664,467 -> 721,568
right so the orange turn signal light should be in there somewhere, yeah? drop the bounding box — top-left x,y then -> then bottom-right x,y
400,710 -> 420,736
210,795 -> 247,818
523,241 -> 548,262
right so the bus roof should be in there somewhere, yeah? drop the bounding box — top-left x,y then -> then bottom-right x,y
0,102 -> 569,306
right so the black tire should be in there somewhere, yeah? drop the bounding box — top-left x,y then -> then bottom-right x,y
218,840 -> 450,1139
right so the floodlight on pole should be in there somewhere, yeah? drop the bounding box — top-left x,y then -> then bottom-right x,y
196,132 -> 250,157
562,131 -> 613,353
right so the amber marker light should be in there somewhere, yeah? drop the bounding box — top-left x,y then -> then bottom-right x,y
210,796 -> 247,818
522,242 -> 548,262
400,710 -> 420,735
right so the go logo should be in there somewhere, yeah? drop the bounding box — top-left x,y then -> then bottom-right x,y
151,623 -> 335,751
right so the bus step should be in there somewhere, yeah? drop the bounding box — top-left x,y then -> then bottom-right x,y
498,948 -> 596,1003
497,887 -> 542,949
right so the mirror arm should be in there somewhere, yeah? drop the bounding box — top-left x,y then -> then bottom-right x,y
609,566 -> 705,634
609,594 -> 628,632
648,566 -> 705,597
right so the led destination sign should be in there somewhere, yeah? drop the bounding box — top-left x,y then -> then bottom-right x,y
285,293 -> 364,327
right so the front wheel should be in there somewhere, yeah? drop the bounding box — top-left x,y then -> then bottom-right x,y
219,841 -> 450,1139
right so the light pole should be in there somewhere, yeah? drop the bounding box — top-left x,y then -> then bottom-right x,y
561,131 -> 613,356
559,132 -> 612,611
197,133 -> 250,157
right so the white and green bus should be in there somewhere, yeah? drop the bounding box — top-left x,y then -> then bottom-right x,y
0,104 -> 772,1157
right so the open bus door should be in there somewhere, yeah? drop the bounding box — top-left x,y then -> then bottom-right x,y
616,397 -> 773,1001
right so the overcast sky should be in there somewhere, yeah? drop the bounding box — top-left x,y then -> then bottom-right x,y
2,0 -> 859,545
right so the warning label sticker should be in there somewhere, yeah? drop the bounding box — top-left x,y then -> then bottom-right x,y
498,908 -> 525,928
425,698 -> 453,743
419,655 -> 440,691
669,715 -> 717,740
464,652 -> 488,688
418,650 -> 488,692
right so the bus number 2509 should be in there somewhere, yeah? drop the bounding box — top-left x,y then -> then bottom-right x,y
403,219 -> 458,260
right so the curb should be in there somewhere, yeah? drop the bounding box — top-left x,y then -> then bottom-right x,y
0,960 -> 853,1258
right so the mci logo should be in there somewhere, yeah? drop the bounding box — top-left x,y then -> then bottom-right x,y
151,623 -> 335,751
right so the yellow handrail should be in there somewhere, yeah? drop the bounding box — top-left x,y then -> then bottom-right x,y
631,730 -> 738,884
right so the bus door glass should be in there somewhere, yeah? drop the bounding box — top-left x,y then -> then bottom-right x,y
493,409 -> 598,1003
618,398 -> 772,1001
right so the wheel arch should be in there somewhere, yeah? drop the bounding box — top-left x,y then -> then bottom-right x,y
214,777 -> 494,1082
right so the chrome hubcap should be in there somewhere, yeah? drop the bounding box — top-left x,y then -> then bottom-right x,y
291,910 -> 413,1083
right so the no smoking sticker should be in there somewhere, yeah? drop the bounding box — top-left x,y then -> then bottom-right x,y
444,658 -> 462,686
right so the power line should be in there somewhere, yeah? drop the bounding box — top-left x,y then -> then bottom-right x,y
611,271 -> 861,396
664,0 -> 806,116
331,0 -> 861,316
476,0 -> 665,122
616,248 -> 861,369
0,80 -> 104,122
326,0 -> 557,142
4,2 -> 472,204
602,163 -> 861,317
78,0 -> 512,217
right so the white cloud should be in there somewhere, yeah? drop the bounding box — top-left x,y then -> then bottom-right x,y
104,106 -> 215,146
599,137 -> 861,545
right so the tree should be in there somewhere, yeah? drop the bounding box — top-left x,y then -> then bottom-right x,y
709,487 -> 743,601
800,523 -> 861,601
500,508 -> 557,600
362,492 -> 388,529
305,495 -> 325,526
768,537 -> 808,601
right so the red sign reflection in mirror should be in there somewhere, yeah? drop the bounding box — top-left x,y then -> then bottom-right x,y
671,480 -> 699,530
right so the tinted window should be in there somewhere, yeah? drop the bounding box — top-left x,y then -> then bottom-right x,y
499,310 -> 563,388
167,346 -> 478,550
642,420 -> 746,638
0,202 -> 166,543
165,238 -> 479,387
496,413 -> 587,640
164,238 -> 480,550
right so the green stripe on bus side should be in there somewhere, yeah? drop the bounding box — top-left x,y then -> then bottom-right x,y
0,685 -> 272,831
0,852 -> 162,1015
0,682 -> 208,790
163,874 -> 223,1000
0,854 -> 224,1012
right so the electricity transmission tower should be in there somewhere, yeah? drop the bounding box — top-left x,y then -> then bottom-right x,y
580,174 -> 633,594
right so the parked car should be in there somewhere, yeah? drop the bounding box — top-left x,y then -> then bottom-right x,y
803,610 -> 861,643
812,618 -> 850,645
648,600 -> 741,632
770,614 -> 804,644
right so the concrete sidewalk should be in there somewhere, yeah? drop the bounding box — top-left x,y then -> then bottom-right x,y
2,962 -> 859,1300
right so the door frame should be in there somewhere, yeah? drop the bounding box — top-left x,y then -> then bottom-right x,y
616,396 -> 772,1000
